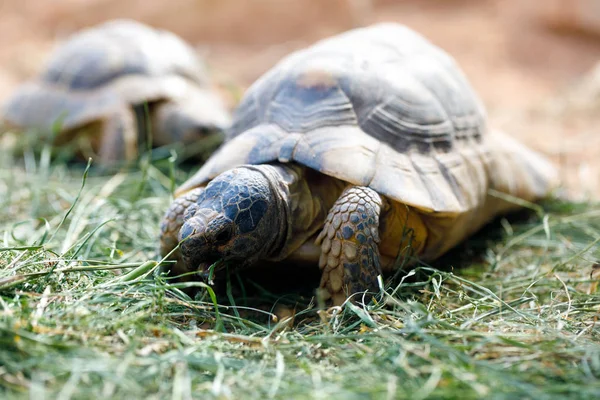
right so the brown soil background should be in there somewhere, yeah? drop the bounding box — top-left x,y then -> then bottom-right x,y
1,0 -> 599,198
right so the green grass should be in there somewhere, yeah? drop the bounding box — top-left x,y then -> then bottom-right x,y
1,145 -> 600,399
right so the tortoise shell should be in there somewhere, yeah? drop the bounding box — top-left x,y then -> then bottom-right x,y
40,19 -> 206,92
178,23 -> 554,215
1,19 -> 226,138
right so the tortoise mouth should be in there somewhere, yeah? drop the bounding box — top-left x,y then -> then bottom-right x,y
196,261 -> 212,277
180,240 -> 221,278
195,258 -> 225,278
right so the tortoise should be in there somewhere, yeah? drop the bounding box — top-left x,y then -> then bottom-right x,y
159,23 -> 558,305
1,19 -> 230,164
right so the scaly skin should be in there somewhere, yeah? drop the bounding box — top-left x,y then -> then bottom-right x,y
158,187 -> 206,280
316,186 -> 385,305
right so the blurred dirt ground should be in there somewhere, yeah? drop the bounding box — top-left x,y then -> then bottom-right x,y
1,0 -> 599,198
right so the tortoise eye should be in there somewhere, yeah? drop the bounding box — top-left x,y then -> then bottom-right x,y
196,126 -> 214,137
215,227 -> 232,243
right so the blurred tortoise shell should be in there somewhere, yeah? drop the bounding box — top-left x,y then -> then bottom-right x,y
1,19 -> 230,164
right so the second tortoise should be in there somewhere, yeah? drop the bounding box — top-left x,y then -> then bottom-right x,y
1,19 -> 231,164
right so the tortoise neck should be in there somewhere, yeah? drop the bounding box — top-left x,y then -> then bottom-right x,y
250,162 -> 346,262
243,163 -> 295,260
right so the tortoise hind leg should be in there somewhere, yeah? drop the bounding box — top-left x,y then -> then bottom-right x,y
315,186 -> 385,306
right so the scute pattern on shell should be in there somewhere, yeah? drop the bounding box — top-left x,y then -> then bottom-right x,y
179,23 -> 490,214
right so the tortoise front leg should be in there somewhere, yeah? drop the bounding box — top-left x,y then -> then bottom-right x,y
158,187 -> 205,280
316,186 -> 385,306
97,108 -> 138,164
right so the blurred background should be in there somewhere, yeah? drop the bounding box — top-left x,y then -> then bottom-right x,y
1,0 -> 599,198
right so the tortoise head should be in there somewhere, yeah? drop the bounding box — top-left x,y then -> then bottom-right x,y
178,166 -> 287,275
152,92 -> 231,148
